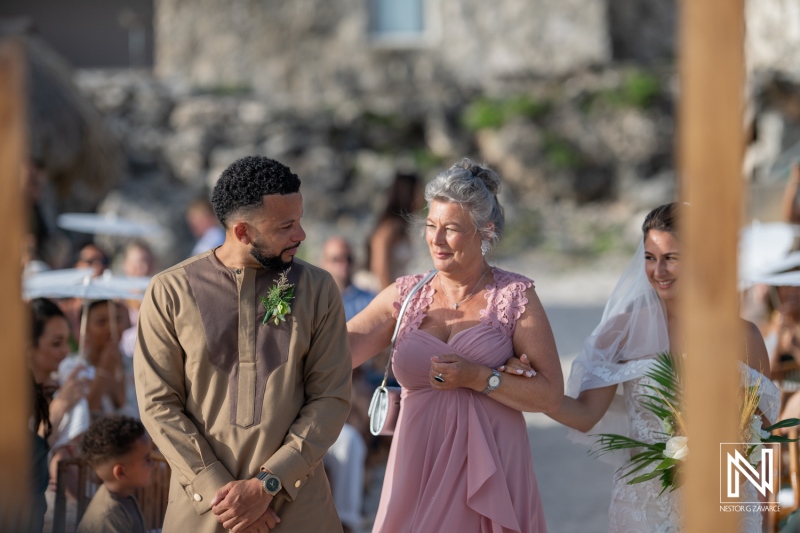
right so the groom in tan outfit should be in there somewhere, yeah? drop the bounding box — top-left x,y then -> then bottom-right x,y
135,156 -> 351,532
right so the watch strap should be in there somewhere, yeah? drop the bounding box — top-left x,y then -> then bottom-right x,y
482,369 -> 501,395
256,471 -> 281,495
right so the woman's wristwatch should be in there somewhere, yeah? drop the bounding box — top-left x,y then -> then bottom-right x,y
256,471 -> 282,496
482,369 -> 501,395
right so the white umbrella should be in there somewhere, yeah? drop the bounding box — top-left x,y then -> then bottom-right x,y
739,222 -> 800,287
57,212 -> 164,237
751,271 -> 800,287
23,268 -> 94,299
763,251 -> 800,276
24,270 -> 151,362
24,269 -> 151,301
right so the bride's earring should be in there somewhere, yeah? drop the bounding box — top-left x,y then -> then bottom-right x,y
481,240 -> 491,256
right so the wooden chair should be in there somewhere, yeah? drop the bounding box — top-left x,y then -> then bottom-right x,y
135,451 -> 171,531
772,362 -> 800,410
767,427 -> 800,532
52,450 -> 170,533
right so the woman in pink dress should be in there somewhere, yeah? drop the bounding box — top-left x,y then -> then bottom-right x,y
349,159 -> 563,533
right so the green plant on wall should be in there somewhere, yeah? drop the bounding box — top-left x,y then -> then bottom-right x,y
462,95 -> 550,131
590,70 -> 661,111
542,134 -> 582,170
412,148 -> 443,171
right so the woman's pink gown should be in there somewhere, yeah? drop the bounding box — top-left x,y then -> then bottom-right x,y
372,268 -> 548,533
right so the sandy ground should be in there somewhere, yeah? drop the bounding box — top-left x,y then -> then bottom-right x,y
360,256 -> 626,533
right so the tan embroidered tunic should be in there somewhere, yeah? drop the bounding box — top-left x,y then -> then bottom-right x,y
134,251 -> 351,532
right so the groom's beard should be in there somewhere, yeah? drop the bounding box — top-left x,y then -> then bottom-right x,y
250,241 -> 298,271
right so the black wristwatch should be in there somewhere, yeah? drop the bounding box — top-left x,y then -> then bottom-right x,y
482,369 -> 501,395
256,471 -> 282,496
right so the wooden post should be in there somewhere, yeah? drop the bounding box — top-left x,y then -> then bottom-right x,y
0,38 -> 30,530
679,0 -> 745,531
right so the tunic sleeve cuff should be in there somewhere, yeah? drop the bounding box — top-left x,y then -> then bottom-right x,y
262,446 -> 311,501
184,461 -> 234,515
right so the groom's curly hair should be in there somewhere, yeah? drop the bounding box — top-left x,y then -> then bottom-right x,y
211,156 -> 301,227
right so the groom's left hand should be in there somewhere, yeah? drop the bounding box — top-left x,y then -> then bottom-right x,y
211,478 -> 273,532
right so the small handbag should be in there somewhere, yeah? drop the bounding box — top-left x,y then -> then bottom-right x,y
368,269 -> 437,436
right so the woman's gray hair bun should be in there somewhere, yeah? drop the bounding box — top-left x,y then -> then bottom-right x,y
424,158 -> 505,253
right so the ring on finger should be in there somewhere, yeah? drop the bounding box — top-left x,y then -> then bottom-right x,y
434,373 -> 445,383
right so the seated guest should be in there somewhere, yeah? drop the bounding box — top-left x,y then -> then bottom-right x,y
77,415 -> 154,533
26,298 -> 89,506
60,300 -> 128,417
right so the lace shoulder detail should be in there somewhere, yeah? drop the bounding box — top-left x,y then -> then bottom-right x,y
392,273 -> 435,346
479,268 -> 534,337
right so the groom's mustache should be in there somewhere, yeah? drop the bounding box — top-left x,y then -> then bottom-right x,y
282,244 -> 300,254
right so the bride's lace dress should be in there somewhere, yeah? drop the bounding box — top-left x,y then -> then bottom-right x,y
607,362 -> 780,533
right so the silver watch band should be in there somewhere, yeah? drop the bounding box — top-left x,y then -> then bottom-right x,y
482,369 -> 501,395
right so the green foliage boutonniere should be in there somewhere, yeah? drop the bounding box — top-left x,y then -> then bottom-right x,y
261,268 -> 295,325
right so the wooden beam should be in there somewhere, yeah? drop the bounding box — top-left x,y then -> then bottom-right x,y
0,38 -> 31,530
679,0 -> 745,531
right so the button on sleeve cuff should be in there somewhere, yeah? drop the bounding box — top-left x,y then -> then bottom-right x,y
262,446 -> 310,501
185,461 -> 234,515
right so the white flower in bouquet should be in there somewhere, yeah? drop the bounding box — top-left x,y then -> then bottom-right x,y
749,415 -> 770,442
664,436 -> 689,461
749,443 -> 765,465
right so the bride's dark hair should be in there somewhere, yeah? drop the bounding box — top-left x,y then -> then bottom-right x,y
642,202 -> 681,238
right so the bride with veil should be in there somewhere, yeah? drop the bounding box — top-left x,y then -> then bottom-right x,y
505,203 -> 779,532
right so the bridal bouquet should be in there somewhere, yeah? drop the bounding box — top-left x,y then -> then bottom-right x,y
591,352 -> 800,493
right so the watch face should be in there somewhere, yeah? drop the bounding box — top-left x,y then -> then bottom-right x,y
489,375 -> 501,388
266,477 -> 280,492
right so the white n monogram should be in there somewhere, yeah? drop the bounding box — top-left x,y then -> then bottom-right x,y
726,448 -> 774,498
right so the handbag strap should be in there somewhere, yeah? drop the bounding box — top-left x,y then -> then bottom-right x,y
380,269 -> 438,388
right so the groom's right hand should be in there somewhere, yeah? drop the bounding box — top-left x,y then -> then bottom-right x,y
211,479 -> 275,532
240,507 -> 281,532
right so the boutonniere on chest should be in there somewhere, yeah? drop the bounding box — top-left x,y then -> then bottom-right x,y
261,268 -> 295,325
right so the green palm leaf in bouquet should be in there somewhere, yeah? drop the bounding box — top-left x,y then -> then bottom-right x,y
591,351 -> 800,493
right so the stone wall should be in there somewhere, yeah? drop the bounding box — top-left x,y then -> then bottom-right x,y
746,0 -> 800,80
69,65 -> 676,268
154,0 -> 610,109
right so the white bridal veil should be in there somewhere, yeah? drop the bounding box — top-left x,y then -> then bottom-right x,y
565,240 -> 670,464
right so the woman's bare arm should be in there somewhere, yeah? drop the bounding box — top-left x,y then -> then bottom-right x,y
348,283 -> 399,368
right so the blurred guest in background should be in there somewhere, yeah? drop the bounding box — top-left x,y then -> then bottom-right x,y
75,243 -> 109,277
186,197 -> 225,257
28,299 -> 87,444
60,300 -> 128,417
27,298 -> 89,513
322,237 -> 376,321
781,163 -> 800,226
320,236 -> 376,533
366,172 -> 423,289
119,241 -> 158,418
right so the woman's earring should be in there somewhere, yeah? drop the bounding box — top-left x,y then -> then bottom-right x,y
481,240 -> 491,256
